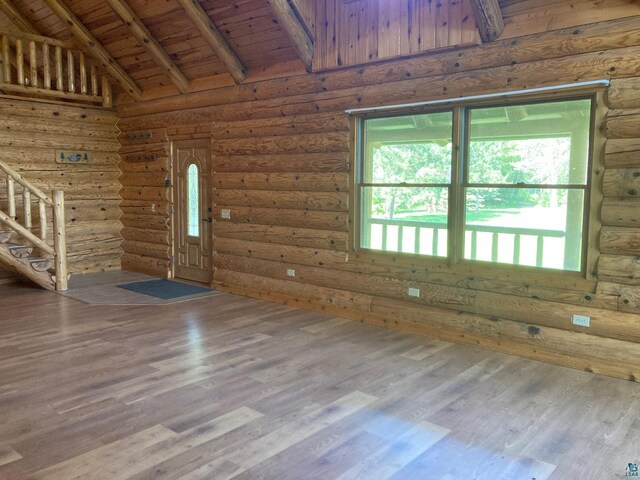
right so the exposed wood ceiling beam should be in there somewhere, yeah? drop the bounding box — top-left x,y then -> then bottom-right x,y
175,0 -> 246,84
0,0 -> 39,35
41,0 -> 143,99
267,0 -> 313,72
105,0 -> 190,94
470,0 -> 505,42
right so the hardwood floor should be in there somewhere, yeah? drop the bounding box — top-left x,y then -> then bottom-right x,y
0,280 -> 639,479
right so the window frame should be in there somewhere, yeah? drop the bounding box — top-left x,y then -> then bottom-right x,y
351,90 -> 603,279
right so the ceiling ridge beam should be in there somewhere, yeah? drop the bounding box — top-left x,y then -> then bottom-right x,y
267,0 -> 313,72
41,0 -> 143,99
175,0 -> 246,84
0,0 -> 39,35
470,0 -> 505,43
105,0 -> 190,94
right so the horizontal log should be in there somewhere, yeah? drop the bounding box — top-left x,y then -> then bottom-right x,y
210,112 -> 350,139
121,253 -> 170,278
166,123 -> 211,139
1,149 -> 120,170
0,118 -> 119,140
120,214 -> 169,229
214,189 -> 349,211
213,153 -> 349,173
214,269 -> 640,382
117,127 -> 168,145
211,132 -> 350,156
601,198 -> 640,227
605,138 -> 640,168
607,77 -> 640,109
120,160 -> 170,174
214,173 -> 349,192
214,222 -> 348,250
602,168 -> 640,198
213,206 -> 348,231
68,253 -> 122,274
120,187 -> 169,202
213,236 -> 598,299
120,45 -> 640,127
214,253 -> 630,340
600,226 -> 640,255
118,143 -> 169,158
121,240 -> 171,258
606,109 -> 640,139
598,254 -> 640,285
0,130 -> 119,152
120,202 -> 170,216
119,172 -> 168,187
215,237 -> 348,268
121,227 -> 170,244
0,98 -> 117,125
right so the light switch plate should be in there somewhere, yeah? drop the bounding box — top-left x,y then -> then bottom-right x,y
220,208 -> 231,219
572,314 -> 590,327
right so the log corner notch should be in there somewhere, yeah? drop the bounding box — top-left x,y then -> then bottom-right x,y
41,0 -> 143,100
106,0 -> 190,94
470,0 -> 505,43
267,0 -> 314,72
175,0 -> 246,84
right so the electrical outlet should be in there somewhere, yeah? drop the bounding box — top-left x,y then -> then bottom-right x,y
408,287 -> 420,298
287,269 -> 296,277
572,314 -> 590,327
151,203 -> 156,213
220,208 -> 231,219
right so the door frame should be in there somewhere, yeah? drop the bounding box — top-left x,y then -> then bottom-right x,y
170,137 -> 214,284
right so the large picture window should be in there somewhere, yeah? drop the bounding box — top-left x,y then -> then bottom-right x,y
356,96 -> 594,273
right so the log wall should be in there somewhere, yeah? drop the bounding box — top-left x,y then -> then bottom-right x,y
0,97 -> 122,284
117,12 -> 640,382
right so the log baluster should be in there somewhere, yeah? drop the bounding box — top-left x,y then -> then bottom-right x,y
23,189 -> 32,231
7,176 -> 15,220
90,65 -> 98,96
16,38 -> 24,85
67,50 -> 75,93
79,52 -> 87,94
54,45 -> 63,91
38,199 -> 47,242
29,40 -> 37,87
1,35 -> 9,83
42,42 -> 51,89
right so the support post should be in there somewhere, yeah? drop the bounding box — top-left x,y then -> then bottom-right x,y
52,190 -> 68,291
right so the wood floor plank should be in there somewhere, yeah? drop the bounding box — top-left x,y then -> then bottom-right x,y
0,279 -> 639,479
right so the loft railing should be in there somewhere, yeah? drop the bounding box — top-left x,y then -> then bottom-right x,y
0,30 -> 112,107
365,218 -> 565,267
0,159 -> 67,290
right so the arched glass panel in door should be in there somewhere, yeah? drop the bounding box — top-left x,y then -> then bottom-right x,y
187,163 -> 199,237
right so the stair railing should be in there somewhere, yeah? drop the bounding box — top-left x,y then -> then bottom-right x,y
0,29 -> 112,107
0,159 -> 67,290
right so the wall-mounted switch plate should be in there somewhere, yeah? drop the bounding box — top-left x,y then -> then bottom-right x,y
572,314 -> 590,327
287,269 -> 296,277
408,287 -> 421,298
220,209 -> 231,219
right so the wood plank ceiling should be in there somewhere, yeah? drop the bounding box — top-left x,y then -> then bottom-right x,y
3,0 -> 636,102
0,0 -> 304,98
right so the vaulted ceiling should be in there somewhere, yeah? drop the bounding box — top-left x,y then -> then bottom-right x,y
0,0 -> 638,103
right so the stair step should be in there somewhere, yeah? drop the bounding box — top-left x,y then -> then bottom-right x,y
29,257 -> 54,272
0,230 -> 13,243
8,243 -> 33,258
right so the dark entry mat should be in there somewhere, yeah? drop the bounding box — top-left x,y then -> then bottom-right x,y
117,279 -> 212,299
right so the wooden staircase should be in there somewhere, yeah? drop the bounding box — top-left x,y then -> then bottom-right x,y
0,159 -> 68,291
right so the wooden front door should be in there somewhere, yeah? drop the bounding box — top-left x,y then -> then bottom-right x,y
172,139 -> 212,283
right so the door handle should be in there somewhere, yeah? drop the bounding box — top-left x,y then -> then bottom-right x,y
202,217 -> 212,223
